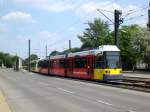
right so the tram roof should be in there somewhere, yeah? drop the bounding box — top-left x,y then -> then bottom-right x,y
50,54 -> 66,60
48,45 -> 120,59
68,45 -> 120,57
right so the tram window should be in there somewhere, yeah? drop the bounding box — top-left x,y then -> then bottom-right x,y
41,60 -> 48,68
59,60 -> 65,68
42,61 -> 45,68
52,60 -> 58,68
50,61 -> 52,68
95,56 -> 104,68
52,60 -> 55,67
38,61 -> 42,67
40,61 -> 43,68
46,61 -> 49,68
75,57 -> 87,68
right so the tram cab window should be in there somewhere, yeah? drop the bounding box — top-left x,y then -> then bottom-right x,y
105,51 -> 121,68
74,57 -> 87,68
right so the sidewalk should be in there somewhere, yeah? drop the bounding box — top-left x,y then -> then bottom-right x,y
0,90 -> 12,112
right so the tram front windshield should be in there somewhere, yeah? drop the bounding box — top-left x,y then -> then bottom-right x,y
105,51 -> 121,68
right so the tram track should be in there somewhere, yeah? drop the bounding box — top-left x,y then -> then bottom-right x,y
108,76 -> 150,93
65,76 -> 150,93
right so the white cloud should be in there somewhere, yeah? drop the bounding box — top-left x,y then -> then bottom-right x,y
76,1 -> 121,16
76,1 -> 147,26
14,0 -> 74,12
43,1 -> 73,12
1,11 -> 33,22
75,1 -> 123,23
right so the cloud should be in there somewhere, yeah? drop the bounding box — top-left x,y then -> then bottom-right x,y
76,1 -> 121,17
76,1 -> 146,26
14,0 -> 74,12
1,11 -> 33,22
43,1 -> 74,12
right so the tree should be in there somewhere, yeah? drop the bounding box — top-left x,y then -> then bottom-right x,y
61,47 -> 81,54
30,54 -> 38,60
119,25 -> 141,70
70,47 -> 81,53
137,28 -> 150,70
0,52 -> 18,68
23,54 -> 38,66
49,50 -> 60,56
78,18 -> 113,49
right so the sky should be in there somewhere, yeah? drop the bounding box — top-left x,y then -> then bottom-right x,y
0,0 -> 149,59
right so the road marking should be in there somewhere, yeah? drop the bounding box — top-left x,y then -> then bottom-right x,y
58,88 -> 74,94
97,100 -> 113,106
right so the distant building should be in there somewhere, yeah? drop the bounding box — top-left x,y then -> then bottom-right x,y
18,57 -> 23,69
136,60 -> 147,70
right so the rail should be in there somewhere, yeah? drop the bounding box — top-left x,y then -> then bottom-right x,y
109,76 -> 150,93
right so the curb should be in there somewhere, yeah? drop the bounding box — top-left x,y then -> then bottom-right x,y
0,91 -> 12,112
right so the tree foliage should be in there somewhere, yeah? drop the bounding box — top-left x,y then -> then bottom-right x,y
78,18 -> 113,49
0,52 -> 18,68
49,50 -> 60,56
118,25 -> 141,69
23,54 -> 38,66
138,28 -> 150,69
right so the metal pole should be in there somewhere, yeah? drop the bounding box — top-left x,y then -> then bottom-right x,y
114,10 -> 118,47
69,40 -> 71,52
114,10 -> 122,47
147,9 -> 150,30
28,40 -> 31,72
46,45 -> 47,58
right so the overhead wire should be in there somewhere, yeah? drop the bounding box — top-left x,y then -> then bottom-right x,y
122,6 -> 149,19
123,14 -> 147,22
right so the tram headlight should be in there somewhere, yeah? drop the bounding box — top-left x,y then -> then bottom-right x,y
105,70 -> 110,74
120,70 -> 122,73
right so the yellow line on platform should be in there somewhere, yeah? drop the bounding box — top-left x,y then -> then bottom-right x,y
0,91 -> 12,112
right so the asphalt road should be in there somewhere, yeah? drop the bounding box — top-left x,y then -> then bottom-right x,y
0,69 -> 150,112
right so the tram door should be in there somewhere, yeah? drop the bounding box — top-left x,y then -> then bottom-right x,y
87,56 -> 94,77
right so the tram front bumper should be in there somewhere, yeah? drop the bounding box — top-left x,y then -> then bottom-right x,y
103,74 -> 123,81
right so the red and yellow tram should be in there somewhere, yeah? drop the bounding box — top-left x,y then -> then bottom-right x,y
32,45 -> 123,81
